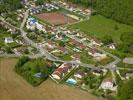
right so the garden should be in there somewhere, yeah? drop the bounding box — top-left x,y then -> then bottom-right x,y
15,57 -> 56,86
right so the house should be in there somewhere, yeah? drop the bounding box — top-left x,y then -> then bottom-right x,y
58,46 -> 68,53
125,73 -> 133,79
89,41 -> 101,47
22,0 -> 28,4
0,48 -> 5,54
34,72 -> 44,78
26,18 -> 46,32
71,54 -> 81,60
84,9 -> 91,14
101,81 -> 113,90
26,18 -> 36,30
93,69 -> 103,76
88,50 -> 107,61
44,41 -> 55,49
5,37 -> 14,43
78,44 -> 86,50
76,32 -> 84,37
101,74 -> 114,90
55,34 -> 62,40
14,46 -> 26,54
36,23 -> 46,32
108,44 -> 116,49
70,39 -> 79,46
93,53 -> 107,61
7,28 -> 16,34
74,71 -> 85,79
88,50 -> 96,55
123,58 -> 133,64
73,48 -> 81,52
52,63 -> 72,80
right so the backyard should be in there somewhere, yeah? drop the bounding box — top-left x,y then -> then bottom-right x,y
15,57 -> 56,86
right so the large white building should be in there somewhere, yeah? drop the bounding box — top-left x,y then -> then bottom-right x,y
5,37 -> 14,44
101,81 -> 113,90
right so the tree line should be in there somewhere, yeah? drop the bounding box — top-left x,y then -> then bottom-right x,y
116,79 -> 133,100
0,0 -> 22,13
65,0 -> 133,26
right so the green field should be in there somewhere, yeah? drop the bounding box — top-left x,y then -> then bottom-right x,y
69,15 -> 133,43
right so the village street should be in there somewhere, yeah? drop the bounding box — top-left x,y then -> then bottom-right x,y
0,6 -> 122,86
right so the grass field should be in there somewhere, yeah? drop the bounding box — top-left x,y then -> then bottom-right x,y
69,15 -> 133,43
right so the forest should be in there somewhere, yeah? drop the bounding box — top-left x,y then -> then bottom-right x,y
116,79 -> 133,100
0,0 -> 22,13
66,0 -> 133,26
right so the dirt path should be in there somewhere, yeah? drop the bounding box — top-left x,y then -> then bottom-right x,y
0,58 -> 100,100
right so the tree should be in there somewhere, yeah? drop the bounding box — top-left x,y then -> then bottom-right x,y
0,0 -> 22,13
114,24 -> 119,31
35,0 -> 45,6
6,46 -> 12,53
120,32 -> 133,44
15,56 -> 29,68
67,0 -> 133,26
59,41 -> 65,47
116,79 -> 133,100
117,32 -> 133,53
24,48 -> 29,54
101,35 -> 113,45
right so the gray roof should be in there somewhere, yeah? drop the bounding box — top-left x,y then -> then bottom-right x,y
123,58 -> 133,64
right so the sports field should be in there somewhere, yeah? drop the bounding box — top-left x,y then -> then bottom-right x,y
34,12 -> 76,26
69,15 -> 133,43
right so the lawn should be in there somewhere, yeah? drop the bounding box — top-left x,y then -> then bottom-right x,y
15,57 -> 56,86
68,15 -> 133,43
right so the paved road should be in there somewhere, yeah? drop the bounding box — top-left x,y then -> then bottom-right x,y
66,34 -> 120,64
20,9 -> 59,61
0,54 -> 22,58
1,6 -> 121,85
19,8 -> 101,70
0,17 -> 19,30
0,53 -> 44,59
65,34 -> 121,84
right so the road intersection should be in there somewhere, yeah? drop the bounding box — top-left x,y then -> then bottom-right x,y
0,7 -> 123,85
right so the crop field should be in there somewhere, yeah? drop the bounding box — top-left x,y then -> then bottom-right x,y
34,12 -> 76,26
0,58 -> 99,100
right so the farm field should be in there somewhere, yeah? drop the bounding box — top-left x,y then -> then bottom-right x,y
34,12 -> 76,26
69,15 -> 133,43
0,58 -> 99,100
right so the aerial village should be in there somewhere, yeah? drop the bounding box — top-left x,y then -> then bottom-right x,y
0,0 -> 133,97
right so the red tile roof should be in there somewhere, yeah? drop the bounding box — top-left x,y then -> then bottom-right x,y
58,46 -> 67,52
70,39 -> 79,45
73,54 -> 81,59
79,44 -> 86,50
52,63 -> 72,78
